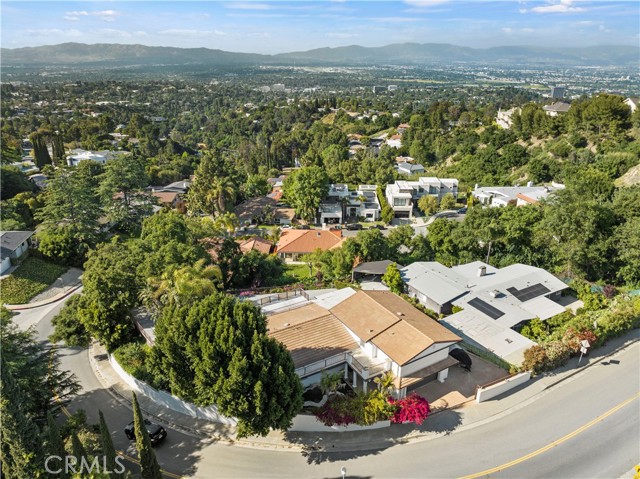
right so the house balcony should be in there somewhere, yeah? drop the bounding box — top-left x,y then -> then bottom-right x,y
347,350 -> 389,381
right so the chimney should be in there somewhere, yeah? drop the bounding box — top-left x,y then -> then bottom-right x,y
477,266 -> 487,277
526,181 -> 534,187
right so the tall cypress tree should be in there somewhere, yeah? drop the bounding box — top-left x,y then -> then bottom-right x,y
46,413 -> 68,479
132,393 -> 162,479
98,410 -> 123,479
0,363 -> 44,479
71,432 -> 86,464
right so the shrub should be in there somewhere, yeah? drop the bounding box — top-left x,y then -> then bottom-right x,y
521,345 -> 549,375
315,390 -> 397,427
389,394 -> 431,425
113,341 -> 160,387
50,295 -> 90,347
0,257 -> 68,304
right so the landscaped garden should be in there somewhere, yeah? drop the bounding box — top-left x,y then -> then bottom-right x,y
0,257 -> 68,305
520,283 -> 640,374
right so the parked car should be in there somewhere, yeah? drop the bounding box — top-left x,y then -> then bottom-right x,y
371,224 -> 386,230
296,224 -> 311,230
280,224 -> 292,229
346,224 -> 362,231
124,419 -> 167,446
457,207 -> 468,214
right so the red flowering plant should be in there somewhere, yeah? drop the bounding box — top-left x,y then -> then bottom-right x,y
388,394 -> 431,425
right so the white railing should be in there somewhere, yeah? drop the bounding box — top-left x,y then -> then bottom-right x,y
295,353 -> 348,377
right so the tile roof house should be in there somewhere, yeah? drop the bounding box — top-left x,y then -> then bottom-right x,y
401,261 -> 569,365
275,229 -> 343,261
237,236 -> 274,255
263,288 -> 461,397
234,197 -> 277,225
0,231 -> 34,275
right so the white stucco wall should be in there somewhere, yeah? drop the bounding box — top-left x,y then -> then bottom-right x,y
398,345 -> 451,377
110,354 -> 237,425
475,372 -> 531,403
289,415 -> 390,432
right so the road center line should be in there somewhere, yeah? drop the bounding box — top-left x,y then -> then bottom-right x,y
458,391 -> 640,479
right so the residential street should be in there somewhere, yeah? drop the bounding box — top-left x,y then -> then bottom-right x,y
15,295 -> 639,479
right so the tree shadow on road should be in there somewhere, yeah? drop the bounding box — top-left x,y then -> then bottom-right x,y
283,409 -> 462,465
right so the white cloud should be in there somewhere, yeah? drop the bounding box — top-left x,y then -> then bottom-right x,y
98,29 -> 148,39
528,0 -> 585,14
502,27 -> 513,34
403,0 -> 449,6
225,2 -> 271,10
93,10 -> 121,22
65,11 -> 89,16
370,16 -> 421,23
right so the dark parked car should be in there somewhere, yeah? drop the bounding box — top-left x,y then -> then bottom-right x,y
457,207 -> 468,214
296,224 -> 311,229
124,419 -> 167,446
346,224 -> 362,231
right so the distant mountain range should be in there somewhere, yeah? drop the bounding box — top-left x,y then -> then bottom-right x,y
2,42 -> 638,67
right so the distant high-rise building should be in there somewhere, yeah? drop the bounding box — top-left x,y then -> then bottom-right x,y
550,86 -> 566,99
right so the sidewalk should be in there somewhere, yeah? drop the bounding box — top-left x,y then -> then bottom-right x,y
3,267 -> 83,311
89,331 -> 638,453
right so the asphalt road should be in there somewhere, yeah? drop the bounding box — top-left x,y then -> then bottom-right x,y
16,296 -> 205,478
17,295 -> 639,479
190,342 -> 640,478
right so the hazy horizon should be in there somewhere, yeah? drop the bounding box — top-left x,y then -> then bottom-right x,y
1,1 -> 639,55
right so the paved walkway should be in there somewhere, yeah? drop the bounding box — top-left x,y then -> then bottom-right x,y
89,330 -> 638,453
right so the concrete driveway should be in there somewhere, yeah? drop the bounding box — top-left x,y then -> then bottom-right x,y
411,353 -> 508,409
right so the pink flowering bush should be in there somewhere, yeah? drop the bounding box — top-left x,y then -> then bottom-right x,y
388,394 -> 431,425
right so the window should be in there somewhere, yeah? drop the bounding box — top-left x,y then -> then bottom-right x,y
393,198 -> 407,206
429,186 -> 437,194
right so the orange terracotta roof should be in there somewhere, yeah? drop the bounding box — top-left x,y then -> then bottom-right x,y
276,229 -> 343,254
237,236 -> 273,255
516,193 -> 539,204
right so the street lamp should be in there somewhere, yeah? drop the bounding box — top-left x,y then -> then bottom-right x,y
340,466 -> 347,479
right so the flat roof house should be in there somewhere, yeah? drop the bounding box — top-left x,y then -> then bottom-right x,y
472,184 -> 562,207
263,288 -> 461,397
401,260 -> 568,365
386,177 -> 459,218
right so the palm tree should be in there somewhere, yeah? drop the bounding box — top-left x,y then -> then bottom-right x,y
209,176 -> 236,216
214,211 -> 239,235
144,259 -> 223,311
374,371 -> 396,396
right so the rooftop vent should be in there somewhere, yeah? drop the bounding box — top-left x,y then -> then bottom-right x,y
477,266 -> 487,277
489,290 -> 500,298
396,312 -> 404,316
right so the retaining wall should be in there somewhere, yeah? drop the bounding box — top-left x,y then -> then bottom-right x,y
289,414 -> 390,432
475,371 -> 531,403
109,354 -> 237,425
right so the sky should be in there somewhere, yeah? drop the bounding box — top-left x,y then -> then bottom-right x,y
1,1 -> 639,54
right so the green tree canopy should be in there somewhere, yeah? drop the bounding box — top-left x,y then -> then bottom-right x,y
152,292 -> 303,438
282,166 -> 329,223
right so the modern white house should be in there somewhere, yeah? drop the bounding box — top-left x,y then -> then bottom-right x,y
472,183 -> 563,207
66,148 -> 130,167
385,177 -> 459,218
401,261 -> 569,365
261,288 -> 462,398
318,184 -> 381,224
625,97 -> 639,114
1,231 -> 34,275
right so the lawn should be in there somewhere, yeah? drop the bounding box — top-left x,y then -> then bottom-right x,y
0,257 -> 68,305
285,263 -> 312,281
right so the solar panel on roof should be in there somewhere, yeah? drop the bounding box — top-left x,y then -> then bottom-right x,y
507,283 -> 550,302
468,298 -> 504,320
